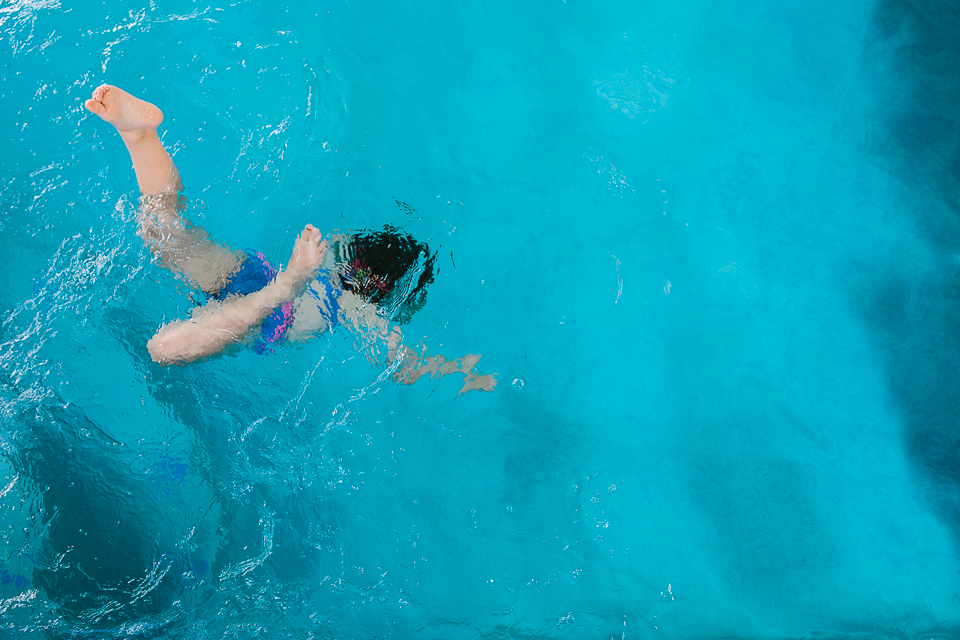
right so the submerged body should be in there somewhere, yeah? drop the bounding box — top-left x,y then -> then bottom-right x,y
84,83 -> 495,395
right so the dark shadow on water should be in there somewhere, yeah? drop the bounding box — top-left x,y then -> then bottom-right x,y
862,0 -> 960,549
868,0 -> 960,221
859,269 -> 960,539
22,402 -> 191,629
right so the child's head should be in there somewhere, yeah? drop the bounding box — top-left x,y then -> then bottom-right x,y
335,226 -> 437,324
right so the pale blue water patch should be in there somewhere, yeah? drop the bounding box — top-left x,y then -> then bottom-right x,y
1,0 -> 959,637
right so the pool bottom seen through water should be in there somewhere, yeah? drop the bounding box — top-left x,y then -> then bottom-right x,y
0,0 -> 960,637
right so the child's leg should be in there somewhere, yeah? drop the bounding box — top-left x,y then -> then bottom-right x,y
85,84 -> 241,295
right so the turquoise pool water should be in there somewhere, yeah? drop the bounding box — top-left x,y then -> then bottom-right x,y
2,0 -> 960,637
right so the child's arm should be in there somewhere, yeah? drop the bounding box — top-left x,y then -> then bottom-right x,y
392,342 -> 497,397
338,289 -> 497,397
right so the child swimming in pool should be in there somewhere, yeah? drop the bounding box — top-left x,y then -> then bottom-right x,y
84,84 -> 495,396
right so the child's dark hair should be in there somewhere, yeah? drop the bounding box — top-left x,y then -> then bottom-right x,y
335,225 -> 437,324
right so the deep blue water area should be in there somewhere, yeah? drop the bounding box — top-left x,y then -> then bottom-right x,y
2,0 -> 960,637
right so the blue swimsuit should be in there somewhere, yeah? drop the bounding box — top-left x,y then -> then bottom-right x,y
209,250 -> 340,354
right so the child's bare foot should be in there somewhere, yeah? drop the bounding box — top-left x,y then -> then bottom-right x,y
84,84 -> 163,141
279,224 -> 328,295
